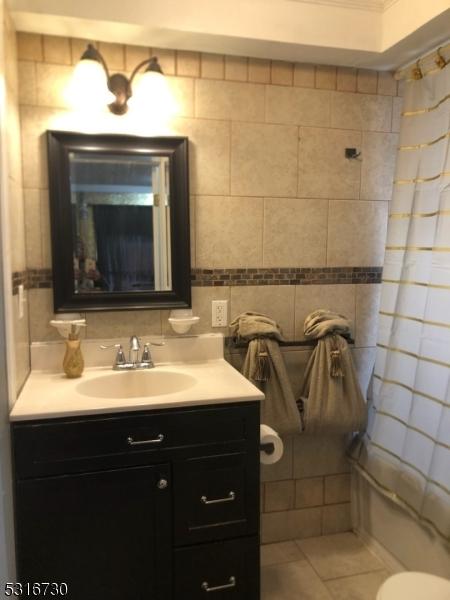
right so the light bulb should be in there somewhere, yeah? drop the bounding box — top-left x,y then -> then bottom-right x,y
66,59 -> 115,111
128,71 -> 177,118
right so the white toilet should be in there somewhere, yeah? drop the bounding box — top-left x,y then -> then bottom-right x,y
377,572 -> 450,599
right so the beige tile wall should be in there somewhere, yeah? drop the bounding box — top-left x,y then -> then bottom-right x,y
229,345 -> 374,542
4,14 -> 30,393
14,33 -> 401,539
15,33 -> 400,346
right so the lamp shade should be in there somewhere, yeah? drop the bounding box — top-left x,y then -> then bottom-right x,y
66,58 -> 115,110
128,70 -> 177,118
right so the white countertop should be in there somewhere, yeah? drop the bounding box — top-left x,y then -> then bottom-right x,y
10,359 -> 264,421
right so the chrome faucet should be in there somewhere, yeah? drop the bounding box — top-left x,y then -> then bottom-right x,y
129,335 -> 141,366
101,337 -> 164,370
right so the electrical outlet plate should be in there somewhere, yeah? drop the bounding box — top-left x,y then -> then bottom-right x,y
212,300 -> 228,328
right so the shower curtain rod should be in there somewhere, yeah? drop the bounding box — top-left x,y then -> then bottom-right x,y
395,38 -> 450,80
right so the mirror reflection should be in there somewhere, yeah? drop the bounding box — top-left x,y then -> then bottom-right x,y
69,152 -> 172,294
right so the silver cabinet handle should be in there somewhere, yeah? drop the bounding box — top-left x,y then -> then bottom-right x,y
127,434 -> 164,446
200,491 -> 235,505
157,478 -> 168,490
201,576 -> 236,593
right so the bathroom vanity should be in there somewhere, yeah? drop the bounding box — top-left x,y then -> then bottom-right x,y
10,335 -> 263,600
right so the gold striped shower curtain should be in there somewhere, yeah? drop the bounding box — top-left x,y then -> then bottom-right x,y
352,57 -> 450,542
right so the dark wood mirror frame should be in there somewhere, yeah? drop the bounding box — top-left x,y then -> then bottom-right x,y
47,131 -> 191,312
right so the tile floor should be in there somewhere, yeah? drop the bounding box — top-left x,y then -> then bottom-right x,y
261,532 -> 391,600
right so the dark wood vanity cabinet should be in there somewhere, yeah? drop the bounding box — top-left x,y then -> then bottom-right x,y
15,464 -> 172,599
11,402 -> 260,600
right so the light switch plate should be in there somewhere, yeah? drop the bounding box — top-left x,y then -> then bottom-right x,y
18,284 -> 24,319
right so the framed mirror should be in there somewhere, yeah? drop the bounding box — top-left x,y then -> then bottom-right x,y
47,131 -> 191,312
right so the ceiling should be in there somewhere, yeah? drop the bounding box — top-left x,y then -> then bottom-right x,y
7,0 -> 450,69
287,0 -> 383,10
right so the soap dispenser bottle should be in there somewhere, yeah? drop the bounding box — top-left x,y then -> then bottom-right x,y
62,328 -> 85,378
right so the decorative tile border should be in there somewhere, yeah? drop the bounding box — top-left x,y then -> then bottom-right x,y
12,269 -> 52,295
18,34 -> 402,98
12,266 -> 382,294
12,270 -> 28,295
191,267 -> 382,286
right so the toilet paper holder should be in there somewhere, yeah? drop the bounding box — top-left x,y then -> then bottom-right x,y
260,442 -> 275,455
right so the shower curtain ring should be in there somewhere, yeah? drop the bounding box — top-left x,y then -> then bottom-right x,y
435,48 -> 447,70
412,60 -> 423,80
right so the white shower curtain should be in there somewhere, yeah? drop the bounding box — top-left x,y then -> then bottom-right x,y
353,56 -> 450,542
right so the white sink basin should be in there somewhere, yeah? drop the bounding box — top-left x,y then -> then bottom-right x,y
10,335 -> 266,421
76,369 -> 197,399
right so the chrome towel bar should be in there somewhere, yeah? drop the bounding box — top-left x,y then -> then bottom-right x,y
227,336 -> 354,349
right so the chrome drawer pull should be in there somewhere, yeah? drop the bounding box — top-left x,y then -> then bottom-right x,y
127,434 -> 164,446
201,576 -> 236,592
200,491 -> 235,505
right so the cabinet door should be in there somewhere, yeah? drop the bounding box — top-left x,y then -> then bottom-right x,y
15,464 -> 172,600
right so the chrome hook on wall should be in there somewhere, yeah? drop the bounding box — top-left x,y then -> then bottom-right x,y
345,148 -> 361,160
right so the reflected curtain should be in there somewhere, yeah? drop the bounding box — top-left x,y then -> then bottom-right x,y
94,205 -> 154,292
352,61 -> 450,542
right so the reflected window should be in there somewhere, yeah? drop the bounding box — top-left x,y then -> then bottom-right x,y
69,152 -> 171,294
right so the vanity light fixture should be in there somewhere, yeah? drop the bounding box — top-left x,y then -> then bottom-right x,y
71,43 -> 171,115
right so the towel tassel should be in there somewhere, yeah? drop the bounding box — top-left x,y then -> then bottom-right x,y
330,335 -> 344,377
254,340 -> 270,382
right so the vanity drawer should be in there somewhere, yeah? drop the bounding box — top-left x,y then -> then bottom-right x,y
173,451 -> 258,545
12,403 -> 259,479
175,537 -> 259,599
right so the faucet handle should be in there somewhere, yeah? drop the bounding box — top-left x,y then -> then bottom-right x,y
141,343 -> 151,364
142,340 -> 165,347
141,340 -> 165,366
100,343 -> 126,366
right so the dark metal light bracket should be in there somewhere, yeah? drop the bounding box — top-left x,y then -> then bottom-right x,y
108,73 -> 132,115
79,44 -> 163,115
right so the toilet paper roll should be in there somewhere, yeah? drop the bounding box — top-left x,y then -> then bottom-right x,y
260,424 -> 284,465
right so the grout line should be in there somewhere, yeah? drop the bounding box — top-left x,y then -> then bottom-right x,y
262,197 -> 266,267
228,120 -> 232,196
294,535 -> 389,582
7,185 -> 396,204
324,565 -> 389,582
191,194 -> 385,201
359,131 -> 364,201
325,199 -> 330,266
293,284 -> 298,339
18,100 -> 396,136
294,539 -> 327,579
296,125 -> 301,197
192,75 -> 197,119
290,436 -> 295,481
